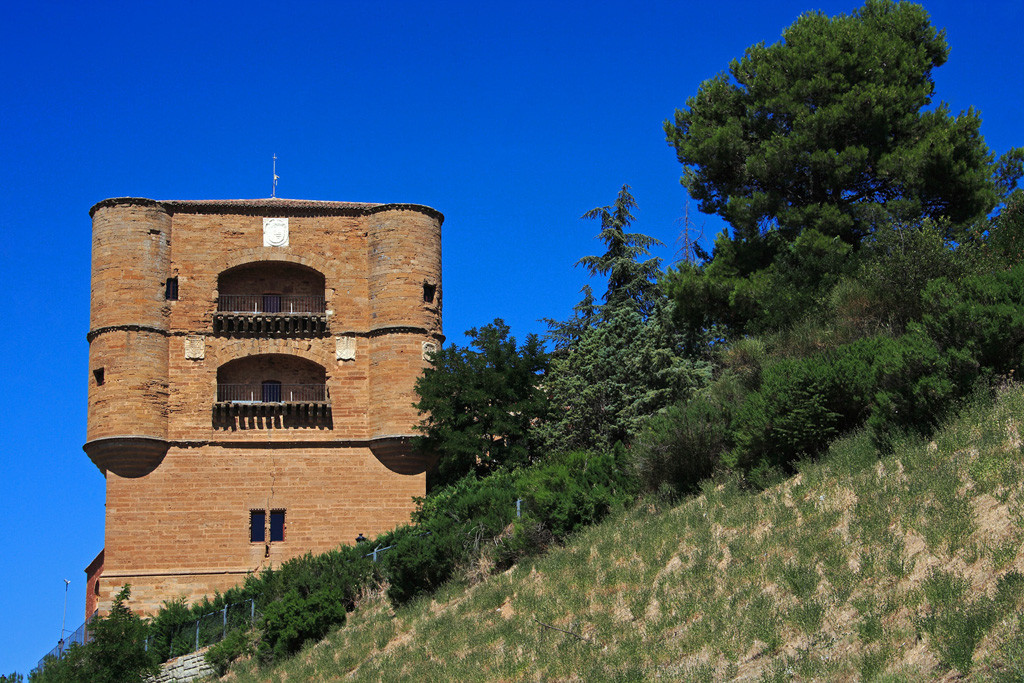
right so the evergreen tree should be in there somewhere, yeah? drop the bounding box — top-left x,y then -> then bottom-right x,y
32,586 -> 156,683
541,306 -> 709,453
575,184 -> 664,319
542,284 -> 598,352
665,0 -> 1015,247
414,320 -> 549,489
542,187 -> 710,452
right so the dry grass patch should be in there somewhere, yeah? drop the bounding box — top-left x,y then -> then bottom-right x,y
223,387 -> 1024,682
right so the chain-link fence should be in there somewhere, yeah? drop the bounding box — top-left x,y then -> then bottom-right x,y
34,599 -> 260,675
147,598 -> 259,662
34,615 -> 93,673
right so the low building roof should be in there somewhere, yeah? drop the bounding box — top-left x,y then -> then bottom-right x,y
90,196 -> 443,222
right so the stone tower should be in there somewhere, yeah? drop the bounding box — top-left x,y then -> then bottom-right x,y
83,197 -> 442,616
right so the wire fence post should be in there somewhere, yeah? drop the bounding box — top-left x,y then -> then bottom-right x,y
372,545 -> 381,562
195,618 -> 200,652
516,498 -> 522,518
250,598 -> 255,624
222,605 -> 228,640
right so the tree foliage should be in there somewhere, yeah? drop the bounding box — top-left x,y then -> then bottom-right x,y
575,184 -> 664,318
665,0 -> 1010,246
541,307 -> 709,453
542,187 -> 710,453
32,586 -> 156,683
414,319 -> 549,489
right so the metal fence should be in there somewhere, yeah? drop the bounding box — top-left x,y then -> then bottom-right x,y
35,615 -> 93,673
218,294 -> 325,314
149,598 -> 259,661
216,383 -> 327,403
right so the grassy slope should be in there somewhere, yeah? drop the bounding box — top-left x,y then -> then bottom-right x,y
225,386 -> 1024,682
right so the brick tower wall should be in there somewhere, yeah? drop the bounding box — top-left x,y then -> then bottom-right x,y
368,208 -> 443,438
86,201 -> 171,477
98,444 -> 425,615
86,199 -> 442,616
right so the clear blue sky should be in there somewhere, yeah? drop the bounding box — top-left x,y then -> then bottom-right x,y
2,0 -> 1020,673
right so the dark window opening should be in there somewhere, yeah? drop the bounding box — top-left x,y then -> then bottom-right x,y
165,277 -> 178,301
250,510 -> 266,543
93,368 -> 105,385
270,510 -> 286,542
261,380 -> 282,403
423,282 -> 436,304
262,293 -> 282,313
94,581 -> 100,595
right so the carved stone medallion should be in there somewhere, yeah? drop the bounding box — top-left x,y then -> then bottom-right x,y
184,335 -> 205,360
336,335 -> 356,361
263,217 -> 289,247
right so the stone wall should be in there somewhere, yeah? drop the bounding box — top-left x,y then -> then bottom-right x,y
149,647 -> 214,683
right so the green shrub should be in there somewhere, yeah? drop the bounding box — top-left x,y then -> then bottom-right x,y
378,449 -> 637,604
728,354 -> 847,472
144,597 -> 194,662
515,446 -> 638,538
204,628 -> 254,676
258,588 -> 347,663
246,546 -> 372,609
726,329 -> 979,475
631,395 -> 729,494
857,221 -> 971,334
922,265 -> 1024,377
378,522 -> 470,605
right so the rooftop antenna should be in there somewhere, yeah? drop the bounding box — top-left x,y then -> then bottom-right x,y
272,154 -> 279,198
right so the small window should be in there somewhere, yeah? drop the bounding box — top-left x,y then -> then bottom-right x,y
165,277 -> 178,301
93,368 -> 105,385
250,510 -> 266,543
262,380 -> 282,403
423,282 -> 436,304
270,510 -> 286,542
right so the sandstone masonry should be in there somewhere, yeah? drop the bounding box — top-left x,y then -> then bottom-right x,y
84,197 -> 443,617
147,647 -> 214,683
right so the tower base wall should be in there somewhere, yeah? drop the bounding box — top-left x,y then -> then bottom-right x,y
98,443 -> 423,615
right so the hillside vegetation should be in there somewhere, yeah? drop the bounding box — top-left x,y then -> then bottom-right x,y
226,386 -> 1024,681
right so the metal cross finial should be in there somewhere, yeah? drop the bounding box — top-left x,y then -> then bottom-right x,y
272,154 -> 279,198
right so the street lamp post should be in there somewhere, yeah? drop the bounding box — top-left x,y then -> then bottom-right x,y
59,579 -> 70,656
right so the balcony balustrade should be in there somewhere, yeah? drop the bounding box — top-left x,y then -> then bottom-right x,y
213,295 -> 328,337
216,383 -> 327,403
217,294 -> 326,314
213,383 -> 331,428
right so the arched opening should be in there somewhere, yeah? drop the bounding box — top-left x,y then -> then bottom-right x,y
214,262 -> 328,337
214,355 -> 331,429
